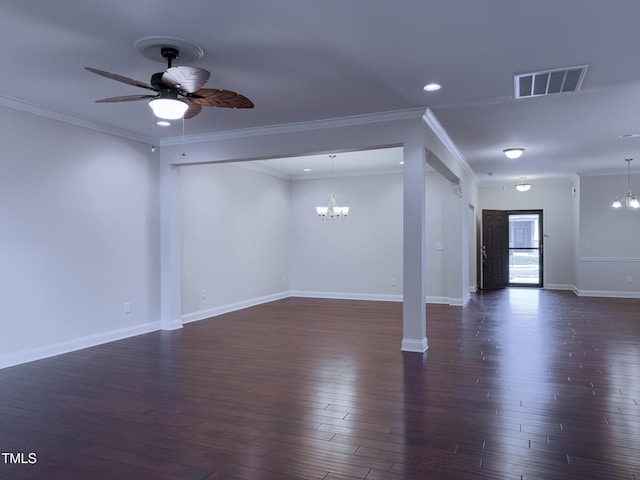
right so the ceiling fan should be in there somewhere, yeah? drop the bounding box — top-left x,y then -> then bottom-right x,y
85,47 -> 253,120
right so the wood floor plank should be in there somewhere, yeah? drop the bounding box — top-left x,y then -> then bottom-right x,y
0,290 -> 639,479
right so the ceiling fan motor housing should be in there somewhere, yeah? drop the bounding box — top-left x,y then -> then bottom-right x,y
150,72 -> 167,89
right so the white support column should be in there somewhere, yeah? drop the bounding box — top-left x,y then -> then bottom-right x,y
159,160 -> 183,331
401,139 -> 428,352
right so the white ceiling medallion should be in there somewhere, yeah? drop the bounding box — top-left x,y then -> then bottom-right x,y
134,36 -> 204,64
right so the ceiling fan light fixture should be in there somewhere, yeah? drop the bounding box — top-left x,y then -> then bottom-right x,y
149,98 -> 188,120
503,148 -> 525,159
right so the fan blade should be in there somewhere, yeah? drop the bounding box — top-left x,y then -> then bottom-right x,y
162,66 -> 210,93
183,101 -> 203,119
188,88 -> 254,108
85,67 -> 158,91
95,94 -> 157,103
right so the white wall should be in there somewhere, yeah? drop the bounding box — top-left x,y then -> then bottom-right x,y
178,166 -> 464,309
0,106 -> 160,368
479,182 -> 576,289
577,174 -> 640,296
290,173 -> 403,299
424,171 -> 453,302
0,106 -> 480,367
179,163 -> 291,321
423,111 -> 479,306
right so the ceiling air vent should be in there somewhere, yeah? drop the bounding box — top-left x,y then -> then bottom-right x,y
514,65 -> 588,99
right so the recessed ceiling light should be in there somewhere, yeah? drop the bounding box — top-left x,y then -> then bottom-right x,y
423,83 -> 441,92
303,168 -> 312,172
156,120 -> 171,126
399,161 -> 405,165
503,148 -> 525,159
620,133 -> 640,138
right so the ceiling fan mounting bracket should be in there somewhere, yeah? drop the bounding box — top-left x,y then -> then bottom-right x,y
161,47 -> 179,60
134,36 -> 204,64
161,47 -> 179,68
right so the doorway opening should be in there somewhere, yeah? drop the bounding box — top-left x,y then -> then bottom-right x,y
508,212 -> 542,286
482,210 -> 543,289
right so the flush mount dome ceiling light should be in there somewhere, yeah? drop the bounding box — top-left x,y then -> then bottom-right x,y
503,148 -> 525,159
423,83 -> 441,92
515,177 -> 532,192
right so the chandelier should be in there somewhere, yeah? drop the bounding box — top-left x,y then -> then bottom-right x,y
316,192 -> 349,219
315,155 -> 350,220
611,158 -> 640,209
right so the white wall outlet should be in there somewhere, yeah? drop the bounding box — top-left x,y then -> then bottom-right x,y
435,242 -> 444,250
201,289 -> 207,300
626,275 -> 633,283
390,277 -> 397,286
281,276 -> 288,284
123,302 -> 131,314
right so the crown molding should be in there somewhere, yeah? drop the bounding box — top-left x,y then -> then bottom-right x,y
160,108 -> 426,146
0,94 -> 153,144
0,93 -> 425,150
422,108 -> 476,182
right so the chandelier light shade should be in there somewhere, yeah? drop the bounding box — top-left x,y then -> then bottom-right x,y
503,148 -> 525,159
515,177 -> 532,192
611,158 -> 640,209
149,97 -> 188,120
316,193 -> 350,220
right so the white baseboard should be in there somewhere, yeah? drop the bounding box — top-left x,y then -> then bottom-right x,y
574,289 -> 640,299
401,337 -> 429,352
291,291 -> 469,306
545,283 -> 577,292
425,295 -> 449,304
160,318 -> 184,331
0,321 -> 160,370
289,290 -> 403,302
545,284 -> 640,299
425,295 -> 468,307
181,291 -> 291,324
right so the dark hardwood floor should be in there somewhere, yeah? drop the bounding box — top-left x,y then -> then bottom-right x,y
1,289 -> 639,479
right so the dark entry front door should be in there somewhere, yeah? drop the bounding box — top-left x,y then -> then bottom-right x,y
481,210 -> 509,289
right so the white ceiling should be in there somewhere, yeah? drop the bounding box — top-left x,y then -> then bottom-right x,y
234,147 -> 406,180
3,1 -> 640,184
